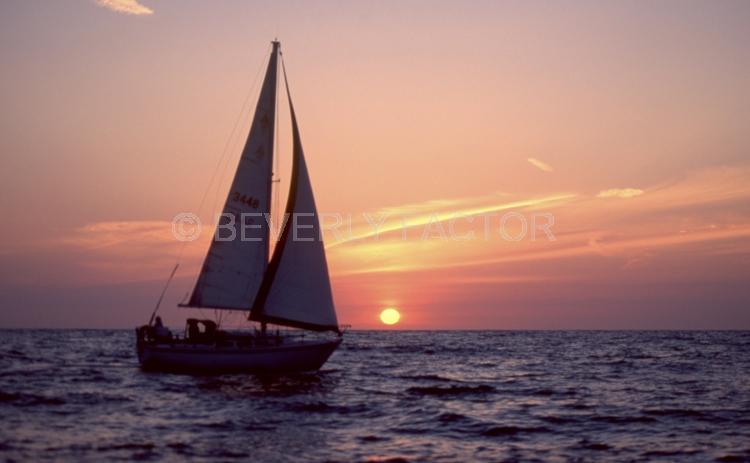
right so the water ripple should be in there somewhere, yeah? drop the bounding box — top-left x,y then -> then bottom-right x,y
0,330 -> 748,462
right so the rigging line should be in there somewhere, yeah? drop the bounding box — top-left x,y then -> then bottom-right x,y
173,44 -> 271,267
149,263 -> 180,326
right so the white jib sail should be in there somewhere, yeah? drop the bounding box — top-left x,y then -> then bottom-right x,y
251,60 -> 338,332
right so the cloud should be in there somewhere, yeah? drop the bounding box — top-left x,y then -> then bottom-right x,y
340,224 -> 750,276
29,220 -> 208,285
327,165 -> 750,278
325,193 -> 576,248
597,188 -> 644,199
95,0 -> 154,15
62,221 -> 173,249
527,157 -> 553,172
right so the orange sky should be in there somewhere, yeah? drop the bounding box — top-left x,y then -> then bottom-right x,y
1,0 -> 749,328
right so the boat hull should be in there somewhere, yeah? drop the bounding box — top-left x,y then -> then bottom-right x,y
136,337 -> 341,374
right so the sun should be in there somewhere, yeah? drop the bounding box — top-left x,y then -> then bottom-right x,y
379,308 -> 401,325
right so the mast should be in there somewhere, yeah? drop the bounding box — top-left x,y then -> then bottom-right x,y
262,40 -> 280,337
265,40 -> 280,270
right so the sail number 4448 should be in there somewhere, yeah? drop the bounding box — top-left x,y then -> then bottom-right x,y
231,192 -> 260,209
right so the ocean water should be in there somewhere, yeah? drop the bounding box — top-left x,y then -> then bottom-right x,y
1,330 -> 749,462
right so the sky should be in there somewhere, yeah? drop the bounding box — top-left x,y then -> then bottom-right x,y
1,0 -> 749,329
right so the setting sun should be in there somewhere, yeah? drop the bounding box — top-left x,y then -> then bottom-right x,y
379,308 -> 401,325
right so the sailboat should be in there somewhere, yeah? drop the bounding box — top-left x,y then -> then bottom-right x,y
136,41 -> 343,373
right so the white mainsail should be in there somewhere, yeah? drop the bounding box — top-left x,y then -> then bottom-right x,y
250,60 -> 339,332
185,42 -> 279,310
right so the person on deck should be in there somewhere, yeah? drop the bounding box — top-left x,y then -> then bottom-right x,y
153,316 -> 172,341
187,319 -> 200,342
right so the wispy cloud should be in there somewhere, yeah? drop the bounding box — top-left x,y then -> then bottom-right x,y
597,188 -> 644,199
336,224 -> 750,276
327,165 -> 750,278
40,220 -> 207,285
527,157 -> 553,172
95,0 -> 154,15
62,221 -> 172,249
326,193 -> 576,248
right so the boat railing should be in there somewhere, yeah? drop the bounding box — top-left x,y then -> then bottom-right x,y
138,325 -> 333,349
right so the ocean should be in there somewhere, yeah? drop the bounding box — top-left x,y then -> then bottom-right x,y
1,330 -> 748,462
